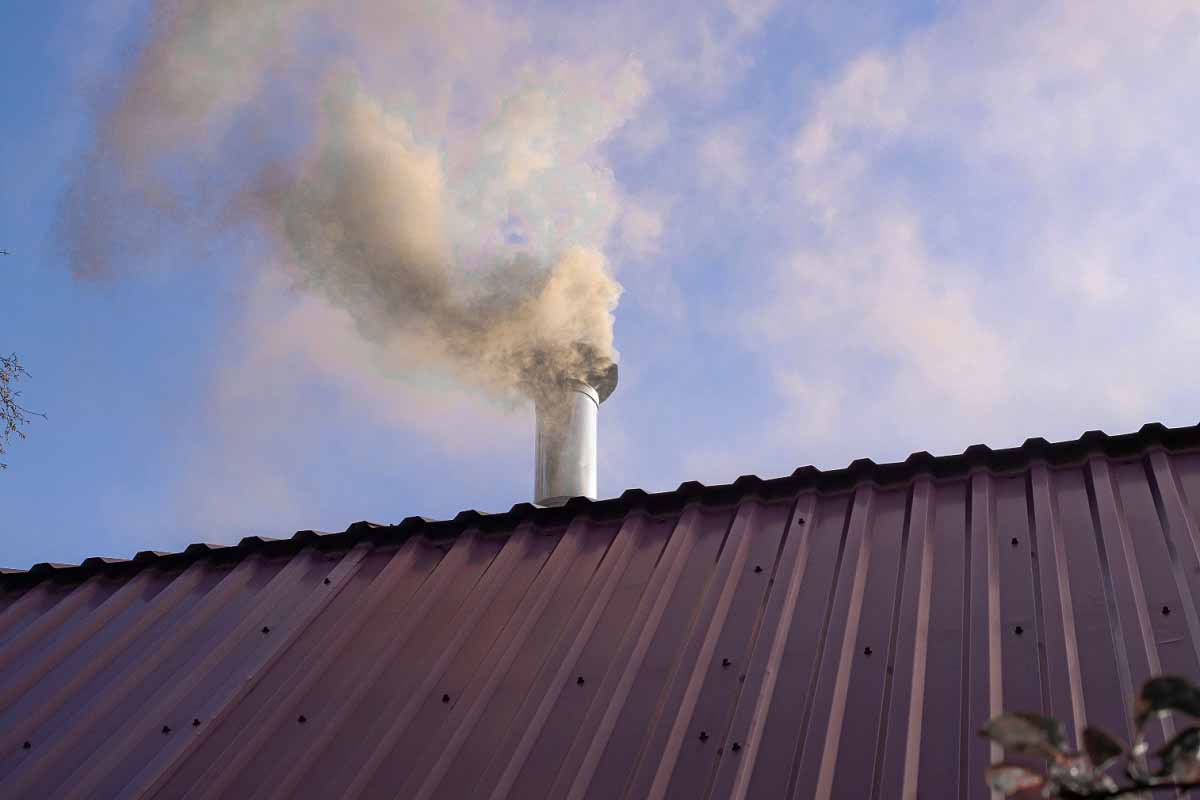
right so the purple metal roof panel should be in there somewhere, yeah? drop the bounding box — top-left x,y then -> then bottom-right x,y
4,423 -> 1200,798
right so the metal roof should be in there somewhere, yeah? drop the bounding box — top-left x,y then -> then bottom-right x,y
4,421 -> 1200,798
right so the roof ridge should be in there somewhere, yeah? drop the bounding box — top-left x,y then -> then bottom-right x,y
5,420 -> 1198,585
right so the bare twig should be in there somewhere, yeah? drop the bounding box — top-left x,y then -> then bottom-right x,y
1089,780 -> 1200,798
0,352 -> 44,470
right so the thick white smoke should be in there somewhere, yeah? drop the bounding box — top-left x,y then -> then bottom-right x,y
63,0 -> 645,401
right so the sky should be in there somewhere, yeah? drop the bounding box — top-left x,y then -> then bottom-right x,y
2,0 -> 1199,569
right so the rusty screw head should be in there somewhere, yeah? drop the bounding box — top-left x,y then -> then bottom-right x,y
192,718 -> 201,727
754,565 -> 763,574
22,741 -> 31,750
1015,626 -> 1024,636
323,578 -> 331,585
1011,537 -> 1019,546
162,725 -> 171,734
1163,605 -> 1172,616
261,626 -> 270,634
442,693 -> 450,703
721,658 -> 731,667
863,646 -> 873,656
576,676 -> 585,686
298,715 -> 307,724
699,731 -> 709,742
732,742 -> 742,752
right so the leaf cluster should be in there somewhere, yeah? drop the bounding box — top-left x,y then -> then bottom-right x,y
982,675 -> 1200,798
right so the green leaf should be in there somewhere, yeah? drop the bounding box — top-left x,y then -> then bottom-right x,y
1156,725 -> 1200,782
1137,676 -> 1200,727
1082,725 -> 1124,771
979,712 -> 1066,757
984,764 -> 1044,796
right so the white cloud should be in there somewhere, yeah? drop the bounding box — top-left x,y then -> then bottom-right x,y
618,109 -> 672,158
741,0 -> 1200,465
616,196 -> 668,261
772,372 -> 843,443
697,122 -> 751,190
726,0 -> 780,32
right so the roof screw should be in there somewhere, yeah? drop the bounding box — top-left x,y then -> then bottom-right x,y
22,741 -> 31,750
863,646 -> 873,656
754,565 -> 763,574
1011,537 -> 1019,546
1163,605 -> 1171,616
442,694 -> 450,703
699,731 -> 709,742
298,715 -> 307,724
323,578 -> 331,585
576,676 -> 585,685
1014,626 -> 1024,636
162,725 -> 171,734
721,658 -> 731,667
261,626 -> 270,634
732,742 -> 742,752
192,718 -> 201,727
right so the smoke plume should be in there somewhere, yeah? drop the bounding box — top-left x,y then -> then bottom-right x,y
64,0 -> 642,402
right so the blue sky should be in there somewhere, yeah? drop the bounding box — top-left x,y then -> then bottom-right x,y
3,0 -> 1199,569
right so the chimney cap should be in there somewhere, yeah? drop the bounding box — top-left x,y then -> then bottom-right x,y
589,363 -> 619,403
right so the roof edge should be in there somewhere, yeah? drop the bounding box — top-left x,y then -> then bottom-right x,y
4,420 -> 1198,587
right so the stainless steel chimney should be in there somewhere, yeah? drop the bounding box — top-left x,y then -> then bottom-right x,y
534,364 -> 617,506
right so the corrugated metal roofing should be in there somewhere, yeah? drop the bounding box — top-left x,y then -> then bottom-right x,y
4,422 -> 1200,798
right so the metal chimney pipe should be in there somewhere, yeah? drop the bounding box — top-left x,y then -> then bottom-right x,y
534,365 -> 617,506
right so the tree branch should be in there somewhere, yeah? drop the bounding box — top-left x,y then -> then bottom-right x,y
1094,780 -> 1200,798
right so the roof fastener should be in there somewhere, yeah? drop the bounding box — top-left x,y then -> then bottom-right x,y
1014,626 -> 1024,636
732,742 -> 742,752
576,676 -> 585,685
797,517 -> 806,524
162,725 -> 171,734
298,715 -> 307,724
721,658 -> 731,667
863,646 -> 873,656
442,694 -> 450,703
261,626 -> 270,634
1011,537 -> 1019,546
323,578 -> 331,585
753,565 -> 763,573
192,718 -> 201,727
699,731 -> 709,742
1163,605 -> 1171,616
22,741 -> 31,750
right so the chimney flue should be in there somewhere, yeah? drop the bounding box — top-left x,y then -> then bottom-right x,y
534,365 -> 617,506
